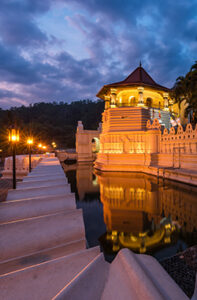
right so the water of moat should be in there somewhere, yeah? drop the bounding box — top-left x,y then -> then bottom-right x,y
63,163 -> 197,261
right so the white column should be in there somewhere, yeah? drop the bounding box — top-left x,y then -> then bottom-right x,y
137,87 -> 144,106
104,96 -> 110,110
110,88 -> 117,108
163,93 -> 169,111
77,121 -> 84,132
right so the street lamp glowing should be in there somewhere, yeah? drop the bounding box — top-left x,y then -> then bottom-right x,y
38,143 -> 42,148
8,127 -> 20,189
8,129 -> 20,143
42,146 -> 46,149
27,138 -> 33,145
27,137 -> 33,173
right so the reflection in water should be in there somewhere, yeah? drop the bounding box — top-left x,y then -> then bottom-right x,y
103,217 -> 176,253
64,163 -> 197,257
96,171 -> 197,255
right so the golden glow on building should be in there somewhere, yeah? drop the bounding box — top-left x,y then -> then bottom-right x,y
96,171 -> 197,253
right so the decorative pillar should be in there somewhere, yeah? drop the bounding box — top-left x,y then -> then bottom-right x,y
77,120 -> 84,132
163,93 -> 169,111
137,87 -> 144,106
110,88 -> 117,108
104,96 -> 110,110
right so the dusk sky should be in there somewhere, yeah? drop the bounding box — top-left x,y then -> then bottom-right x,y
0,0 -> 197,109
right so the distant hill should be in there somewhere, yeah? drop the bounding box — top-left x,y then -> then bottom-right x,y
0,100 -> 104,155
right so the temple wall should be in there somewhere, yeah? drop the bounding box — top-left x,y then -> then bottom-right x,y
95,115 -> 197,184
158,123 -> 197,170
76,121 -> 101,162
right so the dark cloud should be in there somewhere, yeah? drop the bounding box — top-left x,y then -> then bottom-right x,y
0,43 -> 40,84
0,0 -> 196,108
0,0 -> 49,47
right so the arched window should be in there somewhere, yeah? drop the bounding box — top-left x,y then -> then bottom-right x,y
146,98 -> 152,108
92,138 -> 100,153
129,96 -> 136,106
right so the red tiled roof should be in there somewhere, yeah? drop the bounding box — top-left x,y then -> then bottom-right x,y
108,66 -> 169,90
123,66 -> 157,85
96,65 -> 170,99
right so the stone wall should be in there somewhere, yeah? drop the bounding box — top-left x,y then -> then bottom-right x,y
159,123 -> 197,170
2,154 -> 47,179
76,121 -> 101,162
95,115 -> 197,184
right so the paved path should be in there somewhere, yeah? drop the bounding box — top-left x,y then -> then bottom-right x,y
0,157 -> 100,300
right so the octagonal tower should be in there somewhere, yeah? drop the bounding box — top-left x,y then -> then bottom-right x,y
95,64 -> 173,171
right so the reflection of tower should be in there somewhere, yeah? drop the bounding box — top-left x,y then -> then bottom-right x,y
97,171 -> 161,233
76,163 -> 99,201
160,182 -> 197,233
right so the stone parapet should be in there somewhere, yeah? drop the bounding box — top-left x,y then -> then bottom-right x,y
53,248 -> 190,300
2,155 -> 42,179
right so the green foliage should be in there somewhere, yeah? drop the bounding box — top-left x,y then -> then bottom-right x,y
170,61 -> 197,121
0,100 -> 104,156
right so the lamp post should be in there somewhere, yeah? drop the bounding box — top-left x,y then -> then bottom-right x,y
52,142 -> 57,151
8,127 -> 19,189
27,138 -> 33,172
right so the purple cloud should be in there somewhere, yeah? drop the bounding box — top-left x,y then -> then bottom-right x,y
0,0 -> 196,108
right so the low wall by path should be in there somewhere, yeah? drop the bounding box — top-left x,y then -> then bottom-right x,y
1,153 -> 55,179
54,248 -> 191,300
2,155 -> 41,179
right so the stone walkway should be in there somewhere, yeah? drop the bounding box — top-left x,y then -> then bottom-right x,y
0,157 -> 101,300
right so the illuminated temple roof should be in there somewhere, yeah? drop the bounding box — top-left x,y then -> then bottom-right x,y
97,64 -> 170,99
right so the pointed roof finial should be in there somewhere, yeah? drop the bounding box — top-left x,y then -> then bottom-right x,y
139,61 -> 142,68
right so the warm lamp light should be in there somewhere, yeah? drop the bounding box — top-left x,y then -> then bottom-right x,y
42,146 -> 46,150
27,137 -> 33,172
38,143 -> 42,148
8,129 -> 20,143
52,142 -> 57,148
27,138 -> 33,145
8,127 -> 20,189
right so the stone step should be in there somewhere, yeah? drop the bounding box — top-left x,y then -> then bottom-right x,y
6,184 -> 71,201
23,174 -> 66,182
17,178 -> 67,189
0,238 -> 86,276
0,247 -> 100,300
54,253 -> 109,300
30,166 -> 63,172
0,210 -> 85,263
31,166 -> 63,171
29,169 -> 65,176
0,194 -> 76,224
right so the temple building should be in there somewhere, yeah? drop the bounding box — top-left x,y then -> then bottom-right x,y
94,64 -> 197,176
97,63 -> 174,128
97,64 -> 189,127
